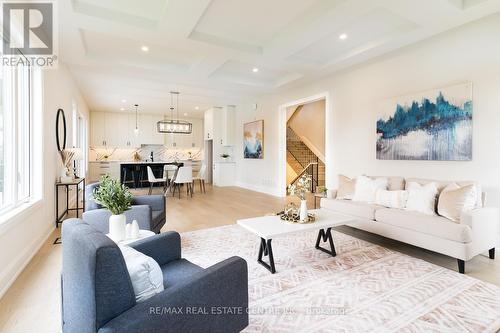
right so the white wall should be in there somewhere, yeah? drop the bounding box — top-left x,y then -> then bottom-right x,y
235,13 -> 500,213
0,64 -> 90,298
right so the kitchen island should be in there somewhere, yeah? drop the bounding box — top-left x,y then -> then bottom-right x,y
120,162 -> 184,188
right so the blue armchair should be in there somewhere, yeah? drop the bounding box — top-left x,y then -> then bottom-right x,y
83,182 -> 166,233
61,219 -> 249,333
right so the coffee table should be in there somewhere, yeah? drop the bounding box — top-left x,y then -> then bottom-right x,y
237,209 -> 356,274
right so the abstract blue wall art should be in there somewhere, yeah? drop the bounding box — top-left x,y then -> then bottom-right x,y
376,83 -> 472,161
244,120 -> 264,159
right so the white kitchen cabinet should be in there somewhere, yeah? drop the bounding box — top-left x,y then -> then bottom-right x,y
221,106 -> 235,146
204,108 -> 214,140
106,113 -> 128,147
89,161 -> 120,182
90,112 -> 107,147
213,162 -> 235,187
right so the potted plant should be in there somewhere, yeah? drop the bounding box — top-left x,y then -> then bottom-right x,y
317,186 -> 328,197
287,174 -> 312,221
92,175 -> 133,241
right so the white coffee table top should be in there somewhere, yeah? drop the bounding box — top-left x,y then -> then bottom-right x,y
237,209 -> 356,240
106,230 -> 155,245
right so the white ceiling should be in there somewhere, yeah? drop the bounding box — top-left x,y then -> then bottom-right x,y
59,0 -> 500,117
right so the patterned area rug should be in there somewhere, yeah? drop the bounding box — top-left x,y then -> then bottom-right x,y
181,225 -> 500,332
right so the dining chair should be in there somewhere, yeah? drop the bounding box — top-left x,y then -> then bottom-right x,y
163,164 -> 178,194
172,166 -> 193,198
147,166 -> 165,195
192,164 -> 207,194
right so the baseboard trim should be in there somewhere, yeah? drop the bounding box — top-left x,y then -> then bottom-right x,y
235,181 -> 282,197
0,224 -> 55,300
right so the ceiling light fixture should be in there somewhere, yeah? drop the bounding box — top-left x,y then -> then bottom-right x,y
339,33 -> 348,40
121,99 -> 127,103
157,92 -> 193,134
183,112 -> 188,116
252,67 -> 259,73
141,45 -> 149,52
120,107 -> 125,111
134,104 -> 139,135
195,106 -> 199,110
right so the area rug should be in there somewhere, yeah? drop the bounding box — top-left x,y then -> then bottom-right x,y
181,225 -> 500,332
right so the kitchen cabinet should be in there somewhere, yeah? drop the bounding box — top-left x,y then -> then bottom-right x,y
89,161 -> 120,182
221,106 -> 235,146
204,108 -> 214,140
90,112 -> 203,148
90,112 -> 107,146
213,162 -> 235,187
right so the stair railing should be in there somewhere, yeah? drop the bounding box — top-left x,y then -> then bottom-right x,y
289,162 -> 319,193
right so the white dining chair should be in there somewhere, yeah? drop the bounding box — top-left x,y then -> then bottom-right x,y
192,164 -> 207,194
163,164 -> 179,186
147,166 -> 165,195
172,166 -> 193,198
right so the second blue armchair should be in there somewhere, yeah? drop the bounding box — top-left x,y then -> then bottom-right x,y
83,182 -> 166,233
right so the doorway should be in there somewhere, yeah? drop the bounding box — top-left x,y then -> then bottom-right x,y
278,92 -> 330,198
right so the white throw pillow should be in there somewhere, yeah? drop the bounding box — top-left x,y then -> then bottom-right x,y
336,175 -> 356,200
375,189 -> 409,209
437,183 -> 476,222
405,182 -> 438,215
352,176 -> 388,203
119,245 -> 164,302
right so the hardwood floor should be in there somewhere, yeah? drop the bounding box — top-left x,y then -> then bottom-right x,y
0,185 -> 498,333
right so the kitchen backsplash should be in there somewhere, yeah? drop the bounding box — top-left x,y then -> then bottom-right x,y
90,145 -> 203,162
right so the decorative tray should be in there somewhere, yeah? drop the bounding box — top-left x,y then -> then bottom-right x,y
277,211 -> 316,224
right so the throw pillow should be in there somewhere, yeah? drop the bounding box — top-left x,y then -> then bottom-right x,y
405,182 -> 438,215
352,175 -> 388,203
337,175 -> 356,200
438,183 -> 476,222
119,245 -> 164,302
375,189 -> 409,209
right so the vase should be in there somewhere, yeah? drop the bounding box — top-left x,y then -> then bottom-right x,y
299,200 -> 308,221
109,214 -> 126,241
131,220 -> 140,239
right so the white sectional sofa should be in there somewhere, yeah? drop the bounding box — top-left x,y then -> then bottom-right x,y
320,177 -> 498,273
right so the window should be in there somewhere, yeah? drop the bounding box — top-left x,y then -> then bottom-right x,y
0,55 -> 36,215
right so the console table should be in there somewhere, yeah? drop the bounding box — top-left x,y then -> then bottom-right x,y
55,177 -> 85,228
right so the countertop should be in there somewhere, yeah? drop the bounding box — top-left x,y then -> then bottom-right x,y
90,160 -> 202,164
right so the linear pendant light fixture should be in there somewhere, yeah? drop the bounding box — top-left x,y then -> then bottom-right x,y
134,104 -> 139,134
157,91 -> 192,134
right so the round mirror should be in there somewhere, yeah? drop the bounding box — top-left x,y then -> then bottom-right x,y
56,109 -> 67,152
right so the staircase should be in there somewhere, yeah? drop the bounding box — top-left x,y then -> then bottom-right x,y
287,127 -> 325,192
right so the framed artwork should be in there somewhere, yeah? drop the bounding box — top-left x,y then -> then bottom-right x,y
243,120 -> 264,159
376,82 -> 472,160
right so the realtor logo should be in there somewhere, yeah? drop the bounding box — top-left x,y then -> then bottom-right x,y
2,1 -> 57,67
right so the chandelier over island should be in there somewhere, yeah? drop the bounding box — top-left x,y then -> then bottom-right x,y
157,91 -> 193,134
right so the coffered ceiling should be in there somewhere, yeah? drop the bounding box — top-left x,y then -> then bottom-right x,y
59,0 -> 500,116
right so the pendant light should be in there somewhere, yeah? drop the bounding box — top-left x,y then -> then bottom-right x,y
157,92 -> 192,134
133,104 -> 139,134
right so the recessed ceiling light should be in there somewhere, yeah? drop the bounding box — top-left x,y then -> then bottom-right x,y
141,45 -> 149,52
252,67 -> 259,73
120,107 -> 125,111
121,99 -> 127,103
339,33 -> 348,40
195,106 -> 199,110
183,112 -> 188,116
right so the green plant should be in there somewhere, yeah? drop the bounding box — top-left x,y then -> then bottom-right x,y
221,153 -> 230,158
317,186 -> 328,194
287,174 -> 312,200
93,175 -> 133,215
